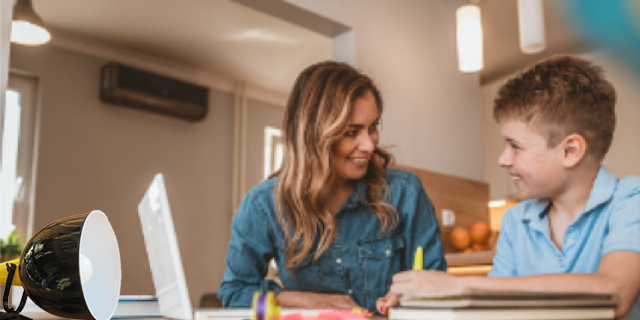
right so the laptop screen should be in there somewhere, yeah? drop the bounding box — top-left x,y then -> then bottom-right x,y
138,173 -> 193,320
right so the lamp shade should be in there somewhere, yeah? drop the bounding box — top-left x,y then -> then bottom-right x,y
517,0 -> 546,54
456,4 -> 484,72
11,0 -> 51,45
1,211 -> 121,320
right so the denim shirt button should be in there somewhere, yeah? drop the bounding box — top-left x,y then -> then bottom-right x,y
348,289 -> 353,294
385,249 -> 391,256
336,258 -> 342,264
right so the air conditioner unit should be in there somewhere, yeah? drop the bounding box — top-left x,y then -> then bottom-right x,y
100,63 -> 209,121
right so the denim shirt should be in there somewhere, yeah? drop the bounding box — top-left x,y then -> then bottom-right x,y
218,169 -> 446,312
489,166 -> 640,318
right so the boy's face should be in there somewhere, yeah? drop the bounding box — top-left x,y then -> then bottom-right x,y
498,119 -> 567,200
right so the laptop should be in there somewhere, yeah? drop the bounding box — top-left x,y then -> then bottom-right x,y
138,174 -> 259,320
138,173 -> 193,320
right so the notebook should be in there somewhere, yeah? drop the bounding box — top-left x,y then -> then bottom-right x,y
390,291 -> 615,320
388,307 -> 615,320
399,291 -> 616,308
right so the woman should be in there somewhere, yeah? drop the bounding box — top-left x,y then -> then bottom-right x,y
218,61 -> 445,312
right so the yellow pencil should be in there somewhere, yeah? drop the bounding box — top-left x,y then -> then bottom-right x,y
413,246 -> 423,270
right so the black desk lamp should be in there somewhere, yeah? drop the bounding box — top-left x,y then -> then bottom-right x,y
0,211 -> 121,320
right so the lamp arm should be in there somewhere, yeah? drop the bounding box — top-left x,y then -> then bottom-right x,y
0,260 -> 22,286
0,263 -> 31,320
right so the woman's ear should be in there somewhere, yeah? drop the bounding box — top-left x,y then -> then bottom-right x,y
561,134 -> 587,168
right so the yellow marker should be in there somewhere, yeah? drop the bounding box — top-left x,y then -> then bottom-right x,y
413,246 -> 423,270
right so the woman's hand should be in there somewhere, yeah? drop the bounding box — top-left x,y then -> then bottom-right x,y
276,291 -> 361,310
376,292 -> 401,315
389,270 -> 466,295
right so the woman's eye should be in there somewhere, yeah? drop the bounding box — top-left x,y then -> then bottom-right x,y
369,123 -> 379,132
345,130 -> 357,137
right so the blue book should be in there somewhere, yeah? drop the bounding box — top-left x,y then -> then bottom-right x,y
113,295 -> 162,319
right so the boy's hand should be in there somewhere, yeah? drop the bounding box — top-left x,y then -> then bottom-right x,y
376,292 -> 401,315
389,270 -> 465,295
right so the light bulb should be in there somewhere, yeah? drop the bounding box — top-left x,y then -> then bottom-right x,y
11,20 -> 51,45
79,253 -> 94,285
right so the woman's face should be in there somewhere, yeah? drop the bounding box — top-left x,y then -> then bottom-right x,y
331,90 -> 380,185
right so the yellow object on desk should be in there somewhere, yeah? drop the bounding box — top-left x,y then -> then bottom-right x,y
412,246 -> 423,270
252,291 -> 280,320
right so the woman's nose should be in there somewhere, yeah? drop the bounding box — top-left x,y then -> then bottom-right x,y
358,133 -> 375,152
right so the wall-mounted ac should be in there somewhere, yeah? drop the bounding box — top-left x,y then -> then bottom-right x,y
100,63 -> 209,121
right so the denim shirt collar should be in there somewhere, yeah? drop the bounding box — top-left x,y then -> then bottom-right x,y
339,179 -> 368,212
522,166 -> 618,232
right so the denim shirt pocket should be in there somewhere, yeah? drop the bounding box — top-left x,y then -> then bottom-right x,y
356,237 -> 405,297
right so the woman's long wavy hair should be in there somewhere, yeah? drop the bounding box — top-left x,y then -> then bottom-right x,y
274,61 -> 397,274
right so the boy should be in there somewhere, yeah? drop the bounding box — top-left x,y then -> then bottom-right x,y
377,56 -> 640,318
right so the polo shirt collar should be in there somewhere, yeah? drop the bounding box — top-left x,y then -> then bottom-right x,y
522,198 -> 552,234
584,166 -> 617,213
521,166 -> 617,231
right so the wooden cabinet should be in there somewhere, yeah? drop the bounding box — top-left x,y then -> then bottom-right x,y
393,164 -> 491,253
446,251 -> 494,276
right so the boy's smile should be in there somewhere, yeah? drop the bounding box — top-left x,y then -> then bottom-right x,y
498,119 -> 566,200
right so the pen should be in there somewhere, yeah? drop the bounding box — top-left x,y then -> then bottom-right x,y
413,246 -> 423,270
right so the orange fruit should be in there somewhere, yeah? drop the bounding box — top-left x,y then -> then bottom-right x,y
469,221 -> 491,244
450,227 -> 471,250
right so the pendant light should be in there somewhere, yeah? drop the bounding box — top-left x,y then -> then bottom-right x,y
517,0 -> 546,54
11,0 -> 51,46
456,2 -> 484,72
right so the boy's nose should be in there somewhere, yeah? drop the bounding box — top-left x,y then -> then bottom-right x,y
498,147 -> 511,167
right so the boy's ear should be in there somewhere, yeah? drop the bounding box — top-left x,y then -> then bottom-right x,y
561,134 -> 587,168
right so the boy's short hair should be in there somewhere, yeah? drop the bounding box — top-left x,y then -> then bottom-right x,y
493,56 -> 616,161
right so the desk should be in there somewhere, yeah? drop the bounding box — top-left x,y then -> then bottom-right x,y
194,308 -> 380,320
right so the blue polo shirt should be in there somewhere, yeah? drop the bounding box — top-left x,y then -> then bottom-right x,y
489,166 -> 640,318
218,169 -> 446,312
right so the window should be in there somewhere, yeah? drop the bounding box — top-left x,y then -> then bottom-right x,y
0,90 -> 20,241
0,73 -> 39,252
263,126 -> 283,179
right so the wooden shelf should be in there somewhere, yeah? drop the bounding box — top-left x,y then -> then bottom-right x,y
445,250 -> 494,267
445,251 -> 494,276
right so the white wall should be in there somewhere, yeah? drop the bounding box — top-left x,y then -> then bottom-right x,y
10,44 -> 236,306
244,98 -> 285,197
288,0 -> 485,181
482,51 -> 640,200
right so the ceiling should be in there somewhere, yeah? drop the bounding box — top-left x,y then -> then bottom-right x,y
26,0 -> 590,93
480,0 -> 591,84
30,0 -> 333,94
